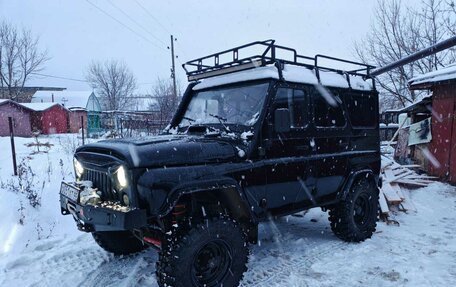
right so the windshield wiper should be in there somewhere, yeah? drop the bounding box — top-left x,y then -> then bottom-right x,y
208,113 -> 230,133
209,114 -> 227,122
183,116 -> 196,123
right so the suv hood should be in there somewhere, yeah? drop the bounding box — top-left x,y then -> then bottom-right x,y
76,134 -> 246,168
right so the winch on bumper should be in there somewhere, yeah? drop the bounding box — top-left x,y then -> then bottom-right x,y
59,181 -> 147,232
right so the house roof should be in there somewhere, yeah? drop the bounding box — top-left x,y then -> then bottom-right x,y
0,99 -> 61,112
393,95 -> 433,114
409,64 -> 456,89
0,99 -> 30,111
21,102 -> 65,111
31,91 -> 95,109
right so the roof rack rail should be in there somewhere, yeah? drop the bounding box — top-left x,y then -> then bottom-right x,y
182,40 -> 376,82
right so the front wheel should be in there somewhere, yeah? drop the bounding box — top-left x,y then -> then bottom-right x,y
156,217 -> 249,287
328,178 -> 379,242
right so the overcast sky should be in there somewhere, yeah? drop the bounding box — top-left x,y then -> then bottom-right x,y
1,0 -> 396,94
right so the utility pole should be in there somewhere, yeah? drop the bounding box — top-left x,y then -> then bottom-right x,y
169,35 -> 178,100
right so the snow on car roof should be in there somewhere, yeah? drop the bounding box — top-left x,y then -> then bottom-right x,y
31,91 -> 94,109
192,64 -> 373,91
409,64 -> 456,86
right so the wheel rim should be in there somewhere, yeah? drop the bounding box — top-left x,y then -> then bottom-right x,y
191,240 -> 232,286
353,193 -> 371,228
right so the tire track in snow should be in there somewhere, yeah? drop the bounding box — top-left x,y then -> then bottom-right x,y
241,213 -> 346,286
1,210 -> 339,287
79,250 -> 158,287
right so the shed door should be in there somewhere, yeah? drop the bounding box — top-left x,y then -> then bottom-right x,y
450,97 -> 456,183
428,96 -> 453,178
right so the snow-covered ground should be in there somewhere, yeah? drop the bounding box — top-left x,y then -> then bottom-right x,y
0,134 -> 455,286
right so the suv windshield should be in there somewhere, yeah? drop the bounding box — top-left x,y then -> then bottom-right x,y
179,82 -> 269,128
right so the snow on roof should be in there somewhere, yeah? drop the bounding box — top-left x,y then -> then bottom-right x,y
31,91 -> 95,109
409,64 -> 456,86
0,99 -> 8,104
193,64 -> 373,91
21,102 -> 64,111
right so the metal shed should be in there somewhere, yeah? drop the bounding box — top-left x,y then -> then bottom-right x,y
409,65 -> 456,183
0,99 -> 33,137
21,103 -> 69,135
31,91 -> 102,135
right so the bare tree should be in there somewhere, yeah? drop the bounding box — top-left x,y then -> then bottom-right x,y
152,77 -> 181,122
355,0 -> 456,110
86,60 -> 137,111
0,21 -> 49,101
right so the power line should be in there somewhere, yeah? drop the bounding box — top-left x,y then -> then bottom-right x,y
32,72 -> 159,87
133,0 -> 189,58
133,0 -> 171,35
105,0 -> 167,48
85,0 -> 164,50
31,73 -> 88,83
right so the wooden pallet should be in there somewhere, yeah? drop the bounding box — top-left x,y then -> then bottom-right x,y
380,155 -> 435,216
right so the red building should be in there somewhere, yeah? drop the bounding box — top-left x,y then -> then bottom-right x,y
409,65 -> 456,184
21,103 -> 69,134
0,99 -> 33,137
68,108 -> 87,134
0,100 -> 87,137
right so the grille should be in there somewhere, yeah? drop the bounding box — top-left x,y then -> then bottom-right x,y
83,169 -> 117,201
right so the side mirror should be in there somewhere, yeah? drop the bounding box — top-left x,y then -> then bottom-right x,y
274,108 -> 291,133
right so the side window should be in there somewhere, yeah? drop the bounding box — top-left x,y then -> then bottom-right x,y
346,94 -> 376,128
314,94 -> 346,127
275,88 -> 308,128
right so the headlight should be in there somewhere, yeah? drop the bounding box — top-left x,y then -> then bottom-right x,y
73,158 -> 84,178
116,166 -> 128,188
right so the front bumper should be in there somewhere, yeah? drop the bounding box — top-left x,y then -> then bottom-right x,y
60,181 -> 147,232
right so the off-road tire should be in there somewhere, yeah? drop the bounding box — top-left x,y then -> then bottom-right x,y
92,231 -> 147,255
328,178 -> 379,242
156,217 -> 249,287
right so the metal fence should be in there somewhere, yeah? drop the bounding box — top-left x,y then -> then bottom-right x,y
95,111 -> 169,138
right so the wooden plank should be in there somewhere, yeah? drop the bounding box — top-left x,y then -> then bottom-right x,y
392,169 -> 408,177
381,161 -> 395,172
400,190 -> 417,212
394,185 -> 406,200
392,164 -> 421,169
387,170 -> 414,183
394,180 -> 429,187
382,182 -> 403,204
383,168 -> 396,181
379,189 -> 390,215
405,175 -> 437,180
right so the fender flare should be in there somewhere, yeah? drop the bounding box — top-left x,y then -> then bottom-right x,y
158,177 -> 258,224
338,169 -> 379,200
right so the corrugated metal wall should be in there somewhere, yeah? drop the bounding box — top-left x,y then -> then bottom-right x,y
0,103 -> 32,137
428,84 -> 456,183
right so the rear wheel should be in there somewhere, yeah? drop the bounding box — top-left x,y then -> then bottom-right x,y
328,178 -> 379,242
156,217 -> 249,287
92,231 -> 147,255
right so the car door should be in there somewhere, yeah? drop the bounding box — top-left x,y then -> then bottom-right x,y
312,87 -> 350,202
263,85 -> 316,214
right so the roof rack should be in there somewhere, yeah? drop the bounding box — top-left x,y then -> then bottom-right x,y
182,40 -> 376,83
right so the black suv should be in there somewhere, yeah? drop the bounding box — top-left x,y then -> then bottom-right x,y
60,40 -> 380,287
